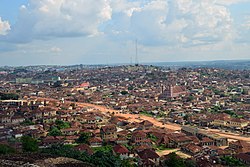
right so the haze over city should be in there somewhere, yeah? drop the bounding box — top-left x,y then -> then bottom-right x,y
0,0 -> 250,66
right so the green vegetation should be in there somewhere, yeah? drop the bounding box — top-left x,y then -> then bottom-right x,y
224,110 -> 242,118
41,144 -> 132,167
209,106 -> 221,113
21,136 -> 39,152
0,144 -> 15,155
147,134 -> 157,142
55,120 -> 70,129
221,156 -> 246,167
122,144 -> 133,151
140,111 -> 164,119
140,111 -> 152,117
21,119 -> 35,126
186,95 -> 194,102
76,132 -> 91,144
164,152 -> 196,167
155,144 -> 172,151
92,145 -> 112,153
48,127 -> 62,136
121,90 -> 129,95
0,92 -> 19,100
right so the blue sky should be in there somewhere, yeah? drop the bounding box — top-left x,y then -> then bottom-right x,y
0,0 -> 250,66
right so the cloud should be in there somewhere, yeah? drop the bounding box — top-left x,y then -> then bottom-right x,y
104,0 -> 233,47
4,0 -> 112,43
0,17 -> 11,35
50,46 -> 62,53
216,0 -> 250,6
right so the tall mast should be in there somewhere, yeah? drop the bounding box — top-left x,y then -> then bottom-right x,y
135,39 -> 139,66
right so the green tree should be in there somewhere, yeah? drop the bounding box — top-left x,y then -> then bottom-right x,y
21,136 -> 38,152
121,91 -> 128,95
55,120 -> 70,129
164,152 -> 185,167
147,134 -> 157,142
0,144 -> 15,155
185,159 -> 197,167
21,119 -> 35,126
76,132 -> 91,144
48,127 -> 62,136
90,151 -> 123,167
0,92 -> 19,100
221,156 -> 245,166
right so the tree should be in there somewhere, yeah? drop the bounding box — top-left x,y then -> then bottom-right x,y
185,159 -> 197,167
0,144 -> 15,155
55,120 -> 70,129
21,119 -> 35,126
76,132 -> 91,144
21,136 -> 38,152
90,151 -> 124,167
164,152 -> 185,167
120,91 -> 128,95
48,127 -> 62,136
0,92 -> 19,100
221,156 -> 245,166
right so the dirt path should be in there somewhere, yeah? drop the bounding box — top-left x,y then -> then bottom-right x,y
156,149 -> 191,158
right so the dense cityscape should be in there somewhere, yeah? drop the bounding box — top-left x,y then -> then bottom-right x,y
0,64 -> 249,166
1,0 -> 250,166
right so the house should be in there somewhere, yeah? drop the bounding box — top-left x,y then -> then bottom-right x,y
74,144 -> 93,155
234,153 -> 250,165
200,137 -> 214,146
41,136 -> 64,147
113,144 -> 129,159
182,143 -> 202,155
61,128 -> 79,136
11,115 -> 25,124
100,124 -> 117,141
228,140 -> 250,153
168,136 -> 192,148
89,137 -> 102,147
64,135 -> 78,144
229,118 -> 249,129
160,85 -> 186,98
131,130 -> 151,146
137,149 -> 160,167
139,120 -> 153,129
116,137 -> 128,145
0,115 -> 11,124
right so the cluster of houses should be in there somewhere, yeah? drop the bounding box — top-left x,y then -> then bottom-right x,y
0,98 -> 250,166
0,65 -> 250,166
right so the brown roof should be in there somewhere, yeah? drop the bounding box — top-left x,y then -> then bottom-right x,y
230,140 -> 250,153
138,149 -> 159,160
113,144 -> 129,154
184,143 -> 202,154
132,130 -> 147,138
100,124 -> 117,133
235,153 -> 250,163
201,137 -> 214,143
74,144 -> 93,155
140,120 -> 153,126
172,85 -> 186,94
89,137 -> 102,143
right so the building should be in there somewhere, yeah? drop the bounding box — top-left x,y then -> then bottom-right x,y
100,124 -> 117,141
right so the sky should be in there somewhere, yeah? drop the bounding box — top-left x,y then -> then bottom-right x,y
0,0 -> 250,66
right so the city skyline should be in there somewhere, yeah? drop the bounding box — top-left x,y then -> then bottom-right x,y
0,0 -> 250,66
